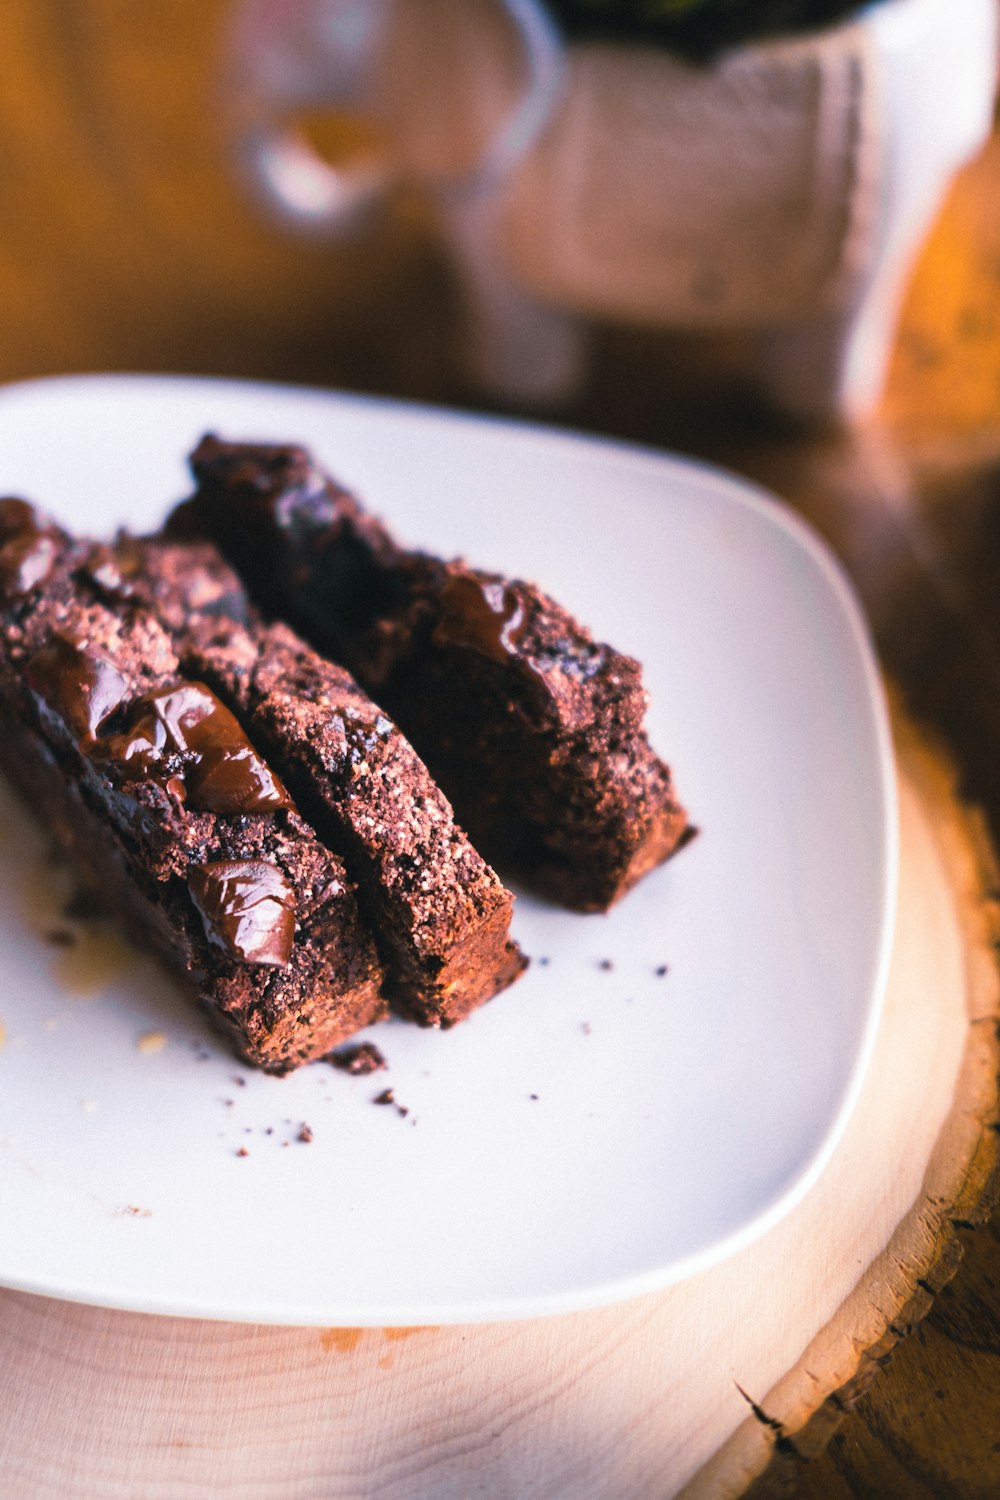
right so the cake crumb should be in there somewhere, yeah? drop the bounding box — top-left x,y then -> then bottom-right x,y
137,1030 -> 167,1055
236,1146 -> 249,1158
298,1123 -> 314,1143
328,1041 -> 387,1075
373,1087 -> 409,1117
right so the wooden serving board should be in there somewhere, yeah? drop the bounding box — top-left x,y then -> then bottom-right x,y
1,700 -> 997,1500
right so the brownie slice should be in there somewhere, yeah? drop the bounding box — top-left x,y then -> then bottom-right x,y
0,501 -> 386,1071
116,535 -> 526,1027
169,436 -> 689,912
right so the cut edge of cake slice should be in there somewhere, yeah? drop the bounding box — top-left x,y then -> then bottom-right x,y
117,534 -> 528,1028
169,435 -> 689,912
0,499 -> 386,1072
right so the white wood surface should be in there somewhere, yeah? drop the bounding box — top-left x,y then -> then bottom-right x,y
1,709 -> 996,1500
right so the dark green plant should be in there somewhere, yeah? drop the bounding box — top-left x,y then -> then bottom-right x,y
545,0 -> 870,59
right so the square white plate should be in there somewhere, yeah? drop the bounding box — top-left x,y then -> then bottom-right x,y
0,374 -> 896,1325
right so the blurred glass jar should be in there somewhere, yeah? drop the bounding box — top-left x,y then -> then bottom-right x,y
223,0 -> 998,420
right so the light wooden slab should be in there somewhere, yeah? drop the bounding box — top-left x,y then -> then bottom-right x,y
1,703 -> 996,1500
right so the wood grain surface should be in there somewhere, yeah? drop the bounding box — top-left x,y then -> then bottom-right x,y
0,4 -> 999,1494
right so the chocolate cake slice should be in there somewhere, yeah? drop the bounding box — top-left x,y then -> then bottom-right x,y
169,436 -> 689,912
115,535 -> 526,1028
0,500 -> 386,1072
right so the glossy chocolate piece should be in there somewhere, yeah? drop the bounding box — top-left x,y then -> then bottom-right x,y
0,499 -> 60,602
188,858 -> 296,966
75,543 -> 137,601
432,573 -> 530,663
26,632 -> 129,747
94,680 -> 292,815
0,498 -> 40,540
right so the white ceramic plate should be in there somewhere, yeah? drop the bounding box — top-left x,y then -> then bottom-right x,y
0,374 -> 896,1326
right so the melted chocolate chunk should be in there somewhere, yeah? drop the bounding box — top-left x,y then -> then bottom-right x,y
0,498 -> 39,541
94,681 -> 292,814
432,573 -> 531,664
26,633 -> 130,747
75,544 -> 136,602
0,498 -> 59,600
92,704 -> 168,778
188,858 -> 296,966
0,533 -> 58,599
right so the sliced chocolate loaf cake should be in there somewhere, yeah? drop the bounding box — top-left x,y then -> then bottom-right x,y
169,436 -> 688,912
116,535 -> 526,1028
0,500 -> 386,1071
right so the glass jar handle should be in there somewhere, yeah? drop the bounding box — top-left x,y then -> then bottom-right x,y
222,0 -> 564,233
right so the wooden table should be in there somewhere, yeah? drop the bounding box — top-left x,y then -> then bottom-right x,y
1,6 -> 999,1493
